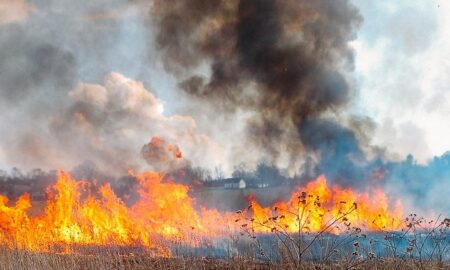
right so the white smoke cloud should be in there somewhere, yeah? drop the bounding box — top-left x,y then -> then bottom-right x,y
1,72 -> 226,175
351,0 -> 450,163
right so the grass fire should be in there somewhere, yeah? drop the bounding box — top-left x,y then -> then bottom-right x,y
0,0 -> 449,269
0,170 -> 448,269
0,171 -> 403,252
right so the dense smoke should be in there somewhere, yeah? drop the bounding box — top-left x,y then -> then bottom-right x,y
151,0 -> 365,184
0,0 -> 225,175
0,0 -> 447,214
1,70 -> 224,175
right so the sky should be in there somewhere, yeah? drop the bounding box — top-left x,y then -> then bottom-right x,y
0,0 -> 449,174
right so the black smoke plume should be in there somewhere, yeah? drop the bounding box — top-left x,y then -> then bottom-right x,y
151,0 -> 364,184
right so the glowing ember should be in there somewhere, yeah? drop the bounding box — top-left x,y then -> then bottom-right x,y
0,172 -> 403,254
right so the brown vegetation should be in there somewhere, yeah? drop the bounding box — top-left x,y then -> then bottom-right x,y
0,249 -> 448,270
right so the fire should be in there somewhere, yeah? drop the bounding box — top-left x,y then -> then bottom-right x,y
142,137 -> 183,161
0,171 -> 216,254
241,176 -> 403,234
0,172 -> 403,254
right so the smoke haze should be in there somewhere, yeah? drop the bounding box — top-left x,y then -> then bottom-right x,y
151,0 -> 368,182
0,0 -> 448,213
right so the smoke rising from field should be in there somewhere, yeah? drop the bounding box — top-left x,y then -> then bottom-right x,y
151,0 -> 366,184
0,0 -> 226,175
0,0 -> 447,215
1,71 -> 224,175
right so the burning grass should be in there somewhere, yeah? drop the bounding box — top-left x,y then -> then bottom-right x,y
0,171 -> 448,269
0,171 -> 404,252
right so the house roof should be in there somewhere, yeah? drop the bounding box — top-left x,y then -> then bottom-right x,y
222,178 -> 244,184
202,177 -> 245,187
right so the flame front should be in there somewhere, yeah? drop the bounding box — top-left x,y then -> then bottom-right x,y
241,176 -> 403,234
0,171 -> 216,254
0,172 -> 403,254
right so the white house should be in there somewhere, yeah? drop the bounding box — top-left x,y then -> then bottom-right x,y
224,178 -> 246,189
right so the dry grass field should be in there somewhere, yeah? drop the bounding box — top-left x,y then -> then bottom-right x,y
0,249 -> 448,270
0,175 -> 447,269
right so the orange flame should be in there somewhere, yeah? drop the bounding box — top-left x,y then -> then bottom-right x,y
242,176 -> 403,234
0,172 -> 403,254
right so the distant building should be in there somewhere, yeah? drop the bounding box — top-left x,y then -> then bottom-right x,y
223,178 -> 246,189
202,177 -> 271,189
254,182 -> 269,189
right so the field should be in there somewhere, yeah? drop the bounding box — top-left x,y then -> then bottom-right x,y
0,222 -> 448,270
192,186 -> 294,211
1,175 -> 448,269
0,249 -> 448,270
